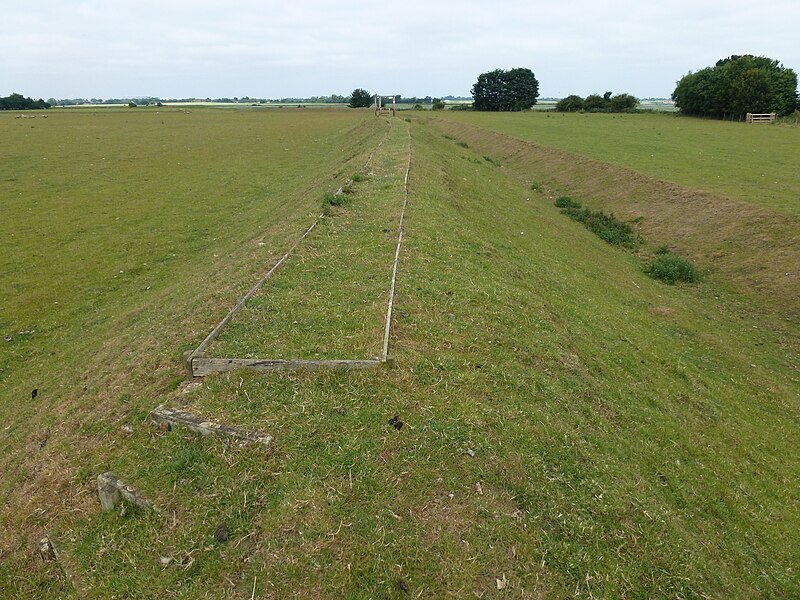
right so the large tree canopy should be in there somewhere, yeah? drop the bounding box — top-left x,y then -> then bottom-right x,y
672,55 -> 798,118
471,68 -> 539,111
348,88 -> 373,108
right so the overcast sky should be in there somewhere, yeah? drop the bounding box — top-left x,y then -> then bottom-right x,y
2,0 -> 799,100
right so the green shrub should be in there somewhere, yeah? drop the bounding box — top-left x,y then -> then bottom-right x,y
351,173 -> 366,182
646,255 -> 699,284
554,196 -> 581,209
655,244 -> 670,255
561,207 -> 637,247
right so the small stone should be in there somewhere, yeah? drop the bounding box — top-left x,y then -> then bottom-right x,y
31,388 -> 38,399
466,449 -> 475,458
39,537 -> 55,561
496,573 -> 508,590
215,523 -> 229,543
397,578 -> 409,592
334,406 -> 347,415
3,335 -> 11,342
119,503 -> 128,517
159,556 -> 173,566
121,424 -> 134,434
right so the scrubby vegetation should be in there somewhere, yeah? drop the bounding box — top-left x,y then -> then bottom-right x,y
556,201 -> 637,247
646,254 -> 700,284
555,91 -> 639,112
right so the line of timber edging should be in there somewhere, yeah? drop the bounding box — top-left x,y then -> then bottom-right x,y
187,118 -> 411,377
184,120 -> 392,375
381,123 -> 412,361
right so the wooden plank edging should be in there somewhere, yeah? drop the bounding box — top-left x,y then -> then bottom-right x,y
192,357 -> 382,376
39,534 -> 88,598
150,404 -> 273,449
97,472 -> 161,515
381,122 -> 413,361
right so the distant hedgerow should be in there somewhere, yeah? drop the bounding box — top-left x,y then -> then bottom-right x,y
646,255 -> 699,284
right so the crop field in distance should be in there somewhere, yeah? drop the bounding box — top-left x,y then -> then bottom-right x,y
1,106 -> 798,598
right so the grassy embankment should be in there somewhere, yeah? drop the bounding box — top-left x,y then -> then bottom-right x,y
442,110 -> 800,215
429,111 -> 800,323
0,107 -> 384,595
1,108 -> 798,598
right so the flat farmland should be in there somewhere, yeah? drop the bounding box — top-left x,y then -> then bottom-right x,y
1,108 -> 798,599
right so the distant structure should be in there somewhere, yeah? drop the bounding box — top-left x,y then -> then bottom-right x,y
746,112 -> 776,124
374,94 -> 398,117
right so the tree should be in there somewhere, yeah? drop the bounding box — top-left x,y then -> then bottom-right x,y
583,94 -> 607,111
0,93 -> 50,110
609,93 -> 639,112
348,88 -> 372,108
431,98 -> 445,110
672,55 -> 798,118
471,68 -> 539,111
555,95 -> 584,112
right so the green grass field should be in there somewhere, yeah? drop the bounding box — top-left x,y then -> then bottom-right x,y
441,110 -> 800,215
1,107 -> 798,598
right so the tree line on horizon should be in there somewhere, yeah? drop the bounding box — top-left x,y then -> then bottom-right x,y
9,54 -> 798,119
0,93 -> 50,110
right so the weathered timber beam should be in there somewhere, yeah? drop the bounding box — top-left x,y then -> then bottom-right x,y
97,472 -> 160,515
191,357 -> 382,377
150,404 -> 273,450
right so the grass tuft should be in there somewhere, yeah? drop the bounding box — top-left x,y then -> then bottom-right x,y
324,191 -> 344,207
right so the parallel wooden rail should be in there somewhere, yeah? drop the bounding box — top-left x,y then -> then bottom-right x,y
185,119 -> 412,378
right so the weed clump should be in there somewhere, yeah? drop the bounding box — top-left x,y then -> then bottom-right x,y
456,141 -> 469,148
554,196 -> 581,209
351,173 -> 366,183
560,206 -> 636,247
323,191 -> 344,207
646,254 -> 699,284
